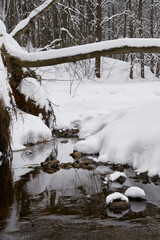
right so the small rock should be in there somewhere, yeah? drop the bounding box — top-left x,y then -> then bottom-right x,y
60,140 -> 68,144
136,171 -> 149,181
60,163 -> 64,168
125,186 -> 145,200
73,163 -> 80,168
109,171 -> 127,184
81,158 -> 94,165
111,164 -> 124,172
86,164 -> 96,171
151,175 -> 159,183
34,166 -> 41,170
123,163 -> 130,169
117,176 -> 126,184
81,165 -> 87,169
63,163 -> 73,169
41,161 -> 48,167
45,169 -> 56,174
70,151 -> 82,160
106,192 -> 130,213
41,160 -> 60,169
74,129 -> 79,133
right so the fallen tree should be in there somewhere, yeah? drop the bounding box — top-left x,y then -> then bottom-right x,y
2,37 -> 160,68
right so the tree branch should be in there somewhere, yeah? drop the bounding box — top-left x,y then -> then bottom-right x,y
3,38 -> 160,68
10,0 -> 58,38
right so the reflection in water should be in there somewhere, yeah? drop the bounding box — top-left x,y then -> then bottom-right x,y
0,160 -> 14,230
0,139 -> 160,237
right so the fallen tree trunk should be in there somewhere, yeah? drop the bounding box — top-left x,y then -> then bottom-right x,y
3,38 -> 160,68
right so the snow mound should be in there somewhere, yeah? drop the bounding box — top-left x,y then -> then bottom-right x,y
109,171 -> 127,181
11,111 -> 52,150
75,101 -> 160,177
106,192 -> 129,205
18,77 -> 50,110
125,187 -> 145,199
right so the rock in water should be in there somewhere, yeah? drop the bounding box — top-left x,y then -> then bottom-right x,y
109,171 -> 127,184
106,192 -> 130,213
125,186 -> 145,200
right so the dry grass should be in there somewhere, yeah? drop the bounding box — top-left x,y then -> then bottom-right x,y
0,99 -> 11,155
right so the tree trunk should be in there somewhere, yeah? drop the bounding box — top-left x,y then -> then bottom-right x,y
95,0 -> 102,78
150,0 -> 154,74
129,0 -> 134,79
139,0 -> 145,78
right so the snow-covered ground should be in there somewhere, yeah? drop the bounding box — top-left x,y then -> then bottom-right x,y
1,49 -> 160,176
35,57 -> 160,176
37,58 -> 160,130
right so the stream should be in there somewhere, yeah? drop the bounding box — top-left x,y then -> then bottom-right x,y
1,138 -> 160,239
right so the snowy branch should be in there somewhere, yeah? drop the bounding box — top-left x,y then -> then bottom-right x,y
10,0 -> 58,38
3,38 -> 160,68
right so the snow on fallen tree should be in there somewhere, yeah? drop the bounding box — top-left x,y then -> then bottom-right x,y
74,101 -> 160,177
2,36 -> 160,68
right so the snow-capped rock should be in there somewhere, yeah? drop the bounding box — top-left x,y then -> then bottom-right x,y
106,192 -> 129,205
109,171 -> 127,184
125,186 -> 145,199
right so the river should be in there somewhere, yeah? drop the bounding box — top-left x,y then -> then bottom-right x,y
0,138 -> 160,239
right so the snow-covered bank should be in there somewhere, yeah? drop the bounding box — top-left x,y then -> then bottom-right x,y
75,101 -> 160,177
39,57 -> 160,130
11,111 -> 52,151
0,53 -> 52,151
35,58 -> 160,177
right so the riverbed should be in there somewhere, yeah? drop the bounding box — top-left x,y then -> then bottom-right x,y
1,138 -> 160,239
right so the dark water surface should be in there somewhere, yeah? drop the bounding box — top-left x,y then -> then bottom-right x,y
1,138 -> 160,239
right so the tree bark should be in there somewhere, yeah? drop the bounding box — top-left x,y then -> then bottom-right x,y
2,39 -> 160,68
139,0 -> 145,78
129,0 -> 134,79
95,0 -> 102,78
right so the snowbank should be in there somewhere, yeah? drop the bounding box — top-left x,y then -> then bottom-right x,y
11,111 -> 52,150
18,77 -> 50,110
75,101 -> 160,177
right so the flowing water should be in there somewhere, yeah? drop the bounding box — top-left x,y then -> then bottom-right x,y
1,138 -> 160,239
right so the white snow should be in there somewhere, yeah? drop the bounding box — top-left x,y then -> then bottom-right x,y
125,187 -> 145,198
0,20 -> 6,37
109,171 -> 127,182
3,36 -> 160,66
0,53 -> 12,107
17,77 -> 50,110
74,100 -> 160,177
106,192 -> 129,205
1,21 -> 160,179
103,176 -> 109,184
11,111 -> 52,150
30,57 -> 160,177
